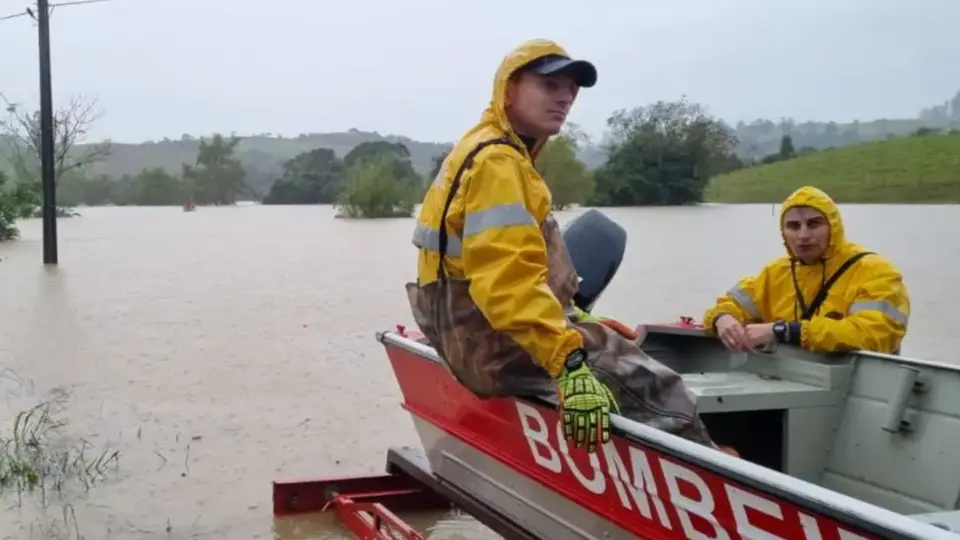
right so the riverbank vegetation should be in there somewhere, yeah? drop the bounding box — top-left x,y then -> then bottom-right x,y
705,130 -> 960,203
0,368 -> 120,539
0,171 -> 35,240
1,400 -> 119,502
4,88 -> 960,238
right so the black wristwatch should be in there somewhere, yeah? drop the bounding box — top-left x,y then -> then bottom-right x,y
772,320 -> 789,343
564,348 -> 588,372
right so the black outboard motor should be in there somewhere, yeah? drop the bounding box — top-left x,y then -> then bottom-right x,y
561,209 -> 627,313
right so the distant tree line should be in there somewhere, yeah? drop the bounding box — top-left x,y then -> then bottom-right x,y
39,133 -> 255,208
5,88 -> 960,241
58,90 -> 960,186
725,89 -> 960,161
0,95 -> 426,235
261,140 -> 422,218
918,89 -> 960,124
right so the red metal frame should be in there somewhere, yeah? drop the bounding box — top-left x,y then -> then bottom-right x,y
273,470 -> 450,539
273,472 -> 447,516
327,493 -> 425,540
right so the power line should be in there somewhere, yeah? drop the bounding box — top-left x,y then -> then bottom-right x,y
0,9 -> 30,21
50,0 -> 111,8
1,0 -> 110,23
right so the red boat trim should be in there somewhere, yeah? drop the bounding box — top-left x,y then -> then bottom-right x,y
379,330 -> 952,540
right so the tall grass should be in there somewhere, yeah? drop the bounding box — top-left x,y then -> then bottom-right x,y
0,398 -> 120,506
1,369 -> 121,539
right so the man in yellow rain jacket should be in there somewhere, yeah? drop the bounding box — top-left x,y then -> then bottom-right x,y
406,39 -> 717,454
704,186 -> 910,355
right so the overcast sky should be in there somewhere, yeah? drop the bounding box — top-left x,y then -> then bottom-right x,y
2,0 -> 958,144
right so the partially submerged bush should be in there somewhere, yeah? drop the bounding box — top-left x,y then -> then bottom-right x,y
0,171 -> 24,241
336,153 -> 419,219
0,394 -> 119,506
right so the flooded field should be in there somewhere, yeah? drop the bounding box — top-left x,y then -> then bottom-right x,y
1,203 -> 957,539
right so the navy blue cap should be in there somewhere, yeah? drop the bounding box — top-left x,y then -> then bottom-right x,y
522,54 -> 597,88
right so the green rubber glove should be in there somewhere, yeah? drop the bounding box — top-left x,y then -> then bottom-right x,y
569,303 -> 640,340
557,360 -> 619,454
570,304 -> 601,323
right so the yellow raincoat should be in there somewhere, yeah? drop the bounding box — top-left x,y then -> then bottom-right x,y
703,186 -> 910,354
413,39 -> 582,378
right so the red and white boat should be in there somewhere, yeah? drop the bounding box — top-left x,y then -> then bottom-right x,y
274,211 -> 960,540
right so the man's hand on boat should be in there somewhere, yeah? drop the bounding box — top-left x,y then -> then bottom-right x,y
744,323 -> 776,348
715,315 -> 775,351
556,348 -> 619,453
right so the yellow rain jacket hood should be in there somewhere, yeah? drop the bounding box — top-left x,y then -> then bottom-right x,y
412,39 -> 592,377
465,38 -> 585,161
703,186 -> 911,354
779,186 -> 849,261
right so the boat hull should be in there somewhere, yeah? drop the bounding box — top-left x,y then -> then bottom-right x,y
409,413 -> 639,539
382,330 -> 958,540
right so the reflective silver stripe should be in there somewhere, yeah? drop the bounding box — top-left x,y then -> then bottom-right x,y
411,223 -> 462,257
463,203 -> 536,237
849,300 -> 909,327
411,203 -> 535,258
727,286 -> 762,321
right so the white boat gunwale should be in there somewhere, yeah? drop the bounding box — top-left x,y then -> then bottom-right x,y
641,323 -> 959,373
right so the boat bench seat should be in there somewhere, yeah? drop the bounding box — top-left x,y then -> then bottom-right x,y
910,510 -> 960,532
682,371 -> 843,414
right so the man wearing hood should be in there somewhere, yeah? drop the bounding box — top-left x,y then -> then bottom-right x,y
406,39 -> 718,454
704,186 -> 910,355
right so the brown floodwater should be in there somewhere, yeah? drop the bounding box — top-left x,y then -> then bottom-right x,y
0,203 -> 956,539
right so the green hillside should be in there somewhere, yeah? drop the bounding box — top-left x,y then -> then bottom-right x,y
705,133 -> 960,203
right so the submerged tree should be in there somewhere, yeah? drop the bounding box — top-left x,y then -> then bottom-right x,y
336,153 -> 418,219
0,94 -> 112,217
536,127 -> 594,210
0,171 -> 22,241
262,147 -> 345,205
181,134 -> 249,205
591,97 -> 738,206
0,170 -> 43,241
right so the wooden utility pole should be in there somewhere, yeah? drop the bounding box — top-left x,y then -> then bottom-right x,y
36,0 -> 58,264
